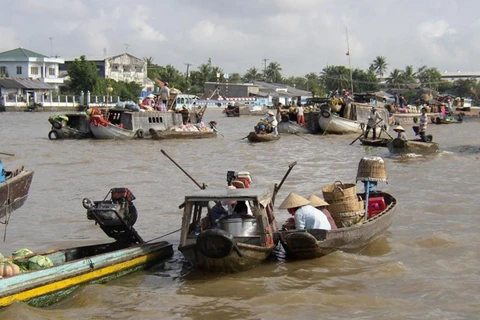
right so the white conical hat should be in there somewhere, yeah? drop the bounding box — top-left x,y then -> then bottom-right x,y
278,193 -> 310,209
393,125 -> 405,132
307,194 -> 329,207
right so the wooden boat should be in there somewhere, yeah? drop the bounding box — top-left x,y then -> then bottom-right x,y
278,191 -> 396,260
387,138 -> 439,155
47,113 -> 93,140
0,187 -> 173,308
359,137 -> 391,147
0,164 -> 34,220
178,188 -> 279,272
278,120 -> 311,134
149,129 -> 217,140
432,115 -> 463,124
246,131 -> 280,143
89,108 -> 183,140
223,105 -> 240,117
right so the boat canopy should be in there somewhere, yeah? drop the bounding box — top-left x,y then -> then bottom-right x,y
183,188 -> 271,207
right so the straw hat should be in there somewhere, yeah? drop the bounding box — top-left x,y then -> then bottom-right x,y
393,125 -> 405,132
278,193 -> 310,209
268,111 -> 275,116
307,194 -> 329,207
147,94 -> 155,99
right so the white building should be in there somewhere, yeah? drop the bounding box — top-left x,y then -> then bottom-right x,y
60,53 -> 154,91
0,47 -> 64,90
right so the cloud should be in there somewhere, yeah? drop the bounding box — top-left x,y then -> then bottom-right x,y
418,20 -> 457,39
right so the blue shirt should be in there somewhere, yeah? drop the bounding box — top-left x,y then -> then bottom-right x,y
294,205 -> 332,230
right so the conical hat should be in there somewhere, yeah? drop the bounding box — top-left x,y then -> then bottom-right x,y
393,125 -> 405,132
278,192 -> 310,209
308,194 -> 329,207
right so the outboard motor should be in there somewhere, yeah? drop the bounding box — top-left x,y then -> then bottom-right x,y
83,188 -> 143,244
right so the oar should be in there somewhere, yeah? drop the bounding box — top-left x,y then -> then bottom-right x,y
0,152 -> 15,156
161,149 -> 206,189
349,120 -> 383,145
289,130 -> 310,141
272,161 -> 297,205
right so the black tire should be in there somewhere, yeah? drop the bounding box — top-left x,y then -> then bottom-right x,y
196,229 -> 236,259
52,121 -> 62,129
48,130 -> 59,140
321,110 -> 331,118
136,129 -> 144,138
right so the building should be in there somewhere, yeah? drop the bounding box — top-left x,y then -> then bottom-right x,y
60,53 -> 154,91
0,47 -> 64,90
441,71 -> 480,82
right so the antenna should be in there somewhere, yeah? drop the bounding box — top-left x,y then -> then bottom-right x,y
49,37 -> 53,57
345,27 -> 354,95
124,43 -> 130,53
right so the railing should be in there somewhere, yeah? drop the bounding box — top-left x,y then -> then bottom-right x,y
1,93 -> 121,109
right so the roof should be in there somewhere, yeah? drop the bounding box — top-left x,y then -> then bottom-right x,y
0,47 -> 48,59
0,77 -> 54,89
184,188 -> 271,202
253,81 -> 312,97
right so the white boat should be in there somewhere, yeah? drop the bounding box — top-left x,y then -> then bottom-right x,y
278,120 -> 311,134
89,109 -> 184,140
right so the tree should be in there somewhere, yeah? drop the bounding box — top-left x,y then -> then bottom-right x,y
399,65 -> 416,86
243,67 -> 261,82
68,55 -> 100,94
228,72 -> 242,83
265,61 -> 282,83
320,65 -> 351,92
370,56 -> 388,77
352,69 -> 379,92
386,69 -> 403,88
416,67 -> 442,90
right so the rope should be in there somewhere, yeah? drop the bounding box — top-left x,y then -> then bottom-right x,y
145,228 -> 182,243
3,179 -> 11,241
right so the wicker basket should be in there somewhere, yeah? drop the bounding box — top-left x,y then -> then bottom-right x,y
322,181 -> 357,202
331,210 -> 365,228
356,157 -> 387,182
328,197 -> 364,215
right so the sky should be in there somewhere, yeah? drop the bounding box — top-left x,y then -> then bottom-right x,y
1,0 -> 479,78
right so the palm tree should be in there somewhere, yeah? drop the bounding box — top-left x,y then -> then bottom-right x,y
243,67 -> 261,82
386,69 -> 403,88
370,56 -> 388,77
320,65 -> 350,91
400,65 -> 416,86
265,62 -> 282,83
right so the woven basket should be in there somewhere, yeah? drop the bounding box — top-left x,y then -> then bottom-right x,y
331,210 -> 365,228
328,197 -> 364,215
356,157 -> 387,182
322,181 -> 357,202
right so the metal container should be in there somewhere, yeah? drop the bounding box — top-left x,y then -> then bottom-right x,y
218,216 -> 258,237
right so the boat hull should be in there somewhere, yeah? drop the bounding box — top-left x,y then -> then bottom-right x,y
387,138 -> 439,155
150,129 -> 217,140
359,137 -> 391,147
90,123 -> 137,140
279,192 -> 396,260
247,132 -> 280,143
278,121 -> 311,134
318,112 -> 363,134
48,113 -> 93,140
0,169 -> 34,220
0,241 -> 173,308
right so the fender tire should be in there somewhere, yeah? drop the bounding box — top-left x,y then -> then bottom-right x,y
136,129 -> 144,138
48,130 -> 59,140
321,110 -> 331,119
196,229 -> 236,259
52,121 -> 62,129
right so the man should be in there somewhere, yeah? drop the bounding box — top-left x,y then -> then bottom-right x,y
364,106 -> 382,140
393,125 -> 407,140
160,82 -> 170,108
264,111 -> 278,135
296,104 -> 305,126
418,107 -> 430,142
278,193 -> 331,230
393,93 -> 399,108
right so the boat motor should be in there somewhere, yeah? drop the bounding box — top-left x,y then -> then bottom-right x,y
82,188 -> 143,244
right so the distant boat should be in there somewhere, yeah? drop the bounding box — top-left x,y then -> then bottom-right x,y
0,164 -> 34,220
47,113 -> 93,140
387,138 -> 439,155
246,132 -> 281,143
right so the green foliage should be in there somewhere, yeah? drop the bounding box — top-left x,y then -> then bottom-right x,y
68,55 -> 99,94
320,65 -> 351,91
243,67 -> 261,82
416,67 -> 442,90
369,56 -> 388,77
265,61 -> 282,83
352,69 -> 379,92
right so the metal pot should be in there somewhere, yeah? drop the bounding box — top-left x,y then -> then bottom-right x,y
218,216 -> 258,237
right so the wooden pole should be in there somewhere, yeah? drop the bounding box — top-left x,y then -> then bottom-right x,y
161,149 -> 206,189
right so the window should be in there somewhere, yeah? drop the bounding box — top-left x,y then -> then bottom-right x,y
30,66 -> 39,75
16,66 -> 22,74
48,67 -> 55,76
0,66 -> 6,76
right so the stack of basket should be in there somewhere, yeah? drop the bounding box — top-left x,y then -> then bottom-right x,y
356,156 -> 387,182
322,181 -> 365,227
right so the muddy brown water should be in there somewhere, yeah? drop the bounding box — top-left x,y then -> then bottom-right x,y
0,110 -> 479,319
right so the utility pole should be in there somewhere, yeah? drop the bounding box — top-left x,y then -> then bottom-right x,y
345,27 -> 354,96
184,63 -> 192,94
262,58 -> 269,81
49,37 -> 53,57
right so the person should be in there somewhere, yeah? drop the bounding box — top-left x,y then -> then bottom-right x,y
418,107 -> 430,142
364,106 -> 382,139
393,93 -> 399,108
393,125 -> 407,140
264,111 -> 278,135
160,82 -> 170,108
180,105 -> 190,124
278,193 -> 332,230
276,103 -> 283,122
307,194 -> 337,230
399,94 -> 406,108
296,104 -> 305,126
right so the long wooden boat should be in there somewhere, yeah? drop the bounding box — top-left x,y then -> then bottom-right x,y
387,138 -> 439,155
432,116 -> 463,124
178,188 -> 278,273
359,137 -> 391,147
47,113 -> 93,140
246,131 -> 281,143
89,108 -> 183,140
0,165 -> 34,220
0,240 -> 173,308
149,128 -> 217,140
278,120 -> 311,134
0,187 -> 173,308
278,191 -> 396,260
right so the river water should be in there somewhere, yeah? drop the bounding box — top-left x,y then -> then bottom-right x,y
0,110 -> 479,319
